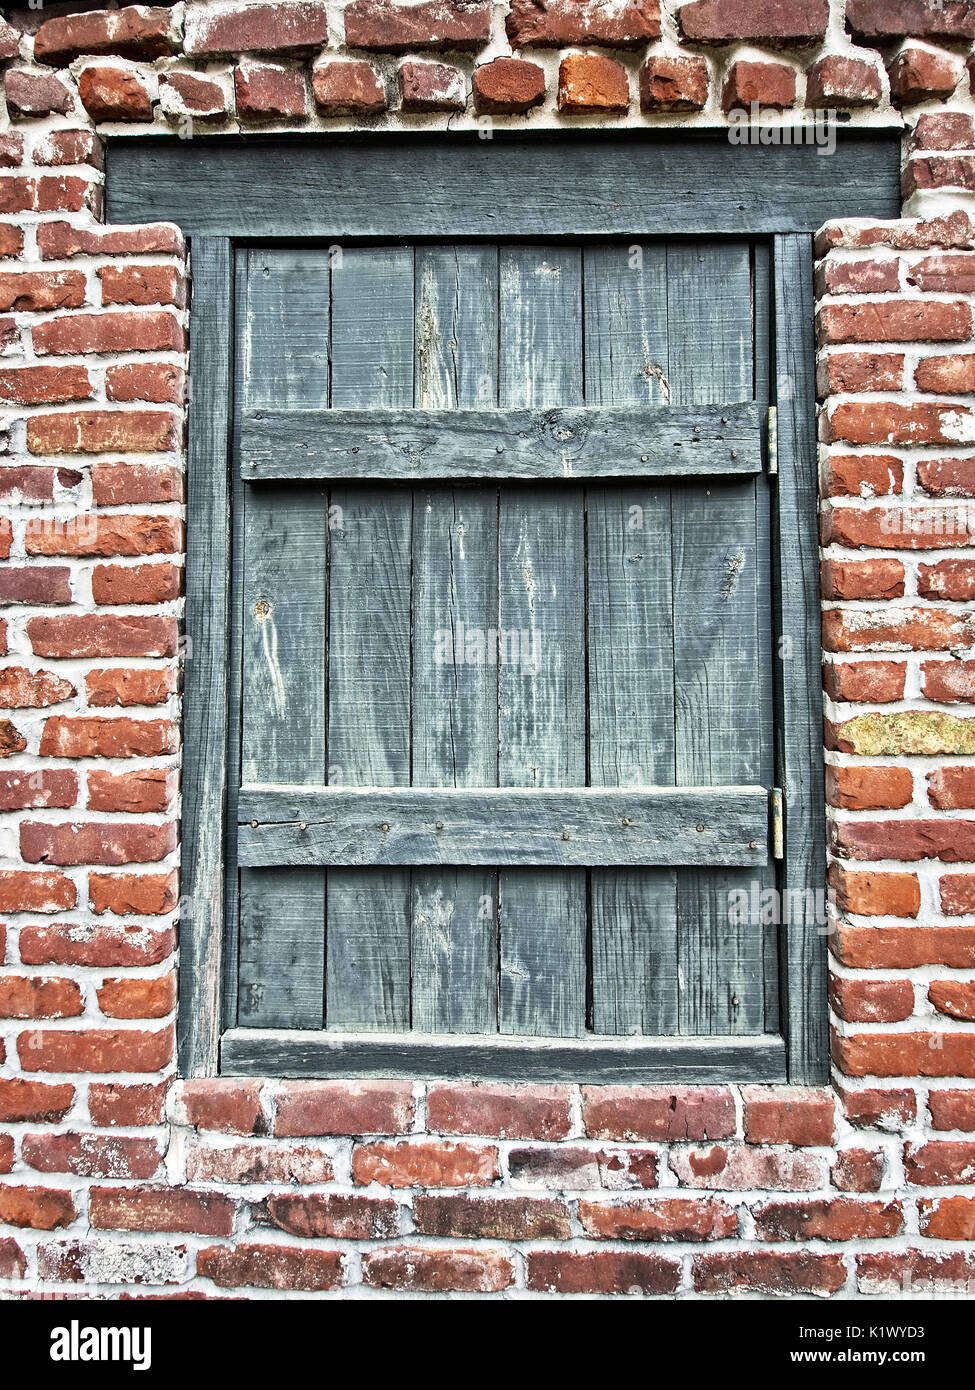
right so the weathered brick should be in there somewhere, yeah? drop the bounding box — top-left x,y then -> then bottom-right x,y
928,979 -> 975,1021
639,55 -> 709,111
264,1192 -> 400,1239
806,55 -> 882,107
90,1186 -> 234,1236
33,310 -> 183,357
34,7 -> 179,65
825,765 -> 913,811
274,1080 -> 414,1136
829,975 -> 915,1023
928,766 -> 975,809
742,1087 -> 835,1146
4,69 -> 74,119
889,45 -> 962,105
847,0 -> 975,41
0,365 -> 91,405
427,1083 -> 571,1140
88,1081 -> 167,1127
526,1249 -> 679,1295
834,1033 -> 975,1079
581,1085 -> 734,1142
831,1147 -> 886,1192
0,1185 -> 75,1231
197,1241 -> 343,1292
928,1089 -> 975,1131
186,1142 -> 333,1185
27,411 -> 178,457
829,865 -> 920,918
0,665 -> 74,705
0,869 -> 75,913
347,0 -> 492,50
753,1198 -> 902,1241
181,1080 -> 268,1136
22,1131 -> 163,1177
837,1085 -> 917,1131
79,65 -> 152,122
40,713 -> 176,755
97,975 -> 176,1020
20,819 -> 176,867
578,1197 -> 737,1241
669,1145 -> 825,1190
507,1144 -> 658,1189
18,1026 -> 174,1074
822,659 -> 905,703
236,60 -> 308,118
819,300 -> 971,344
825,452 -> 903,497
472,58 -> 545,114
694,1251 -> 846,1296
917,459 -> 975,499
722,60 -> 796,112
363,1246 -> 513,1293
397,60 -> 465,113
0,1078 -> 74,1124
89,871 -> 178,916
413,1194 -> 571,1240
352,1140 -> 499,1188
19,923 -> 174,968
558,54 -> 629,112
86,668 -> 176,709
311,60 -> 384,115
88,769 -> 175,814
0,270 -> 85,313
185,1 -> 329,55
681,0 -> 827,44
506,0 -> 659,48
0,975 -> 82,1019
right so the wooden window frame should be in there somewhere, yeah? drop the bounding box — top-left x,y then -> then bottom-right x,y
107,130 -> 902,1086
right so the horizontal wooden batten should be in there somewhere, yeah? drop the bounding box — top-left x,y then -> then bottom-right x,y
220,1029 -> 788,1082
236,785 -> 769,868
107,132 -> 900,238
241,404 -> 761,482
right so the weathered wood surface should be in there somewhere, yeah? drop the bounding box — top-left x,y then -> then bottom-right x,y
108,132 -> 901,238
237,786 -> 770,867
221,1027 -> 788,1082
240,404 -> 763,481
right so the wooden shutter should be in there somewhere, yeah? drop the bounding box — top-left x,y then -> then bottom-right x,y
221,237 -> 786,1079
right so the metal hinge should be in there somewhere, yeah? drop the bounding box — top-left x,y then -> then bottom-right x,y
766,405 -> 778,475
770,787 -> 784,859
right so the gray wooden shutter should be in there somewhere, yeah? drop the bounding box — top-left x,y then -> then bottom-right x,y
227,238 -> 782,1078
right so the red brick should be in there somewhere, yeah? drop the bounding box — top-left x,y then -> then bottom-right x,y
414,1194 -> 571,1240
19,923 -> 173,969
97,975 -> 175,1020
578,1197 -> 736,1241
506,0 -> 659,48
186,1142 -> 333,1185
38,1239 -> 185,1285
916,354 -> 975,394
0,869 -> 75,913
0,271 -> 85,313
581,1085 -> 734,1142
33,615 -> 177,663
90,1186 -> 234,1236
28,516 -> 180,561
639,55 -> 709,111
754,1198 -> 902,1241
347,0 -> 491,49
0,18 -> 19,62
0,366 -> 91,405
507,1144 -> 658,1189
88,769 -> 175,814
0,133 -> 20,168
274,1080 -> 414,1136
100,265 -> 184,309
920,1195 -> 975,1239
79,65 -> 152,122
197,1242 -> 342,1292
0,225 -> 23,259
922,660 -> 975,703
33,129 -> 102,169
34,7 -> 178,65
0,176 -> 37,214
918,558 -> 975,600
92,563 -> 181,606
694,1251 -> 846,1296
910,252 -> 975,293
742,1087 -> 835,1145
40,712 -> 176,755
940,874 -> 975,915
829,975 -> 914,1023
0,1238 -> 25,1278
928,767 -> 975,809
823,608 -> 972,653
0,666 -> 74,706
0,976 -> 82,1019
352,1140 -> 499,1188
0,1078 -> 74,1123
89,871 -> 178,916
829,866 -> 921,918
806,55 -> 882,107
182,1080 -> 268,1136
88,1081 -> 167,1127
185,1 -> 330,55
820,258 -> 900,295
86,668 -> 176,709
834,817 -> 975,863
236,60 -> 308,118
38,222 -> 182,261
681,0 -> 827,44
918,459 -> 975,498
669,1146 -> 824,1190
558,54 -> 629,112
33,310 -> 183,356
265,1192 -> 400,1239
928,979 -> 975,1021
0,468 -> 77,505
363,1246 -> 513,1293
847,0 -> 975,41
0,1141 -> 11,1177
427,1082 -> 571,1139
838,1085 -> 917,1131
92,462 -> 182,505
472,58 -> 545,114
27,411 -> 178,457
906,1140 -> 975,1185
22,1132 -> 163,1178
826,765 -> 913,811
929,1089 -> 975,1130
825,453 -> 903,497
828,407 -> 975,455
4,69 -> 74,119
889,45 -> 961,105
397,60 -> 465,112
0,1185 -> 75,1231
834,1032 -> 975,1079
858,1250 -> 975,1296
159,72 -> 230,122
20,819 -> 176,867
912,112 -> 974,151
311,60 -> 384,115
823,659 -> 905,703
819,300 -> 971,344
722,60 -> 796,112
526,1249 -> 679,1295
18,1025 -> 174,1074
833,925 -> 975,969
819,350 -> 904,394
0,719 -> 26,757
831,1146 -> 886,1191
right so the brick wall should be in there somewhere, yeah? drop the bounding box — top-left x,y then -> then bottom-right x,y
0,0 -> 973,1299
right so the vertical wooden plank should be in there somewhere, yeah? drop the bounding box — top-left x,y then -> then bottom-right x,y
774,234 -> 828,1083
235,249 -> 329,1031
411,245 -> 499,1033
326,246 -> 414,1031
584,243 -> 678,1036
180,237 -> 233,1075
497,245 -> 587,1037
668,241 -> 769,1036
